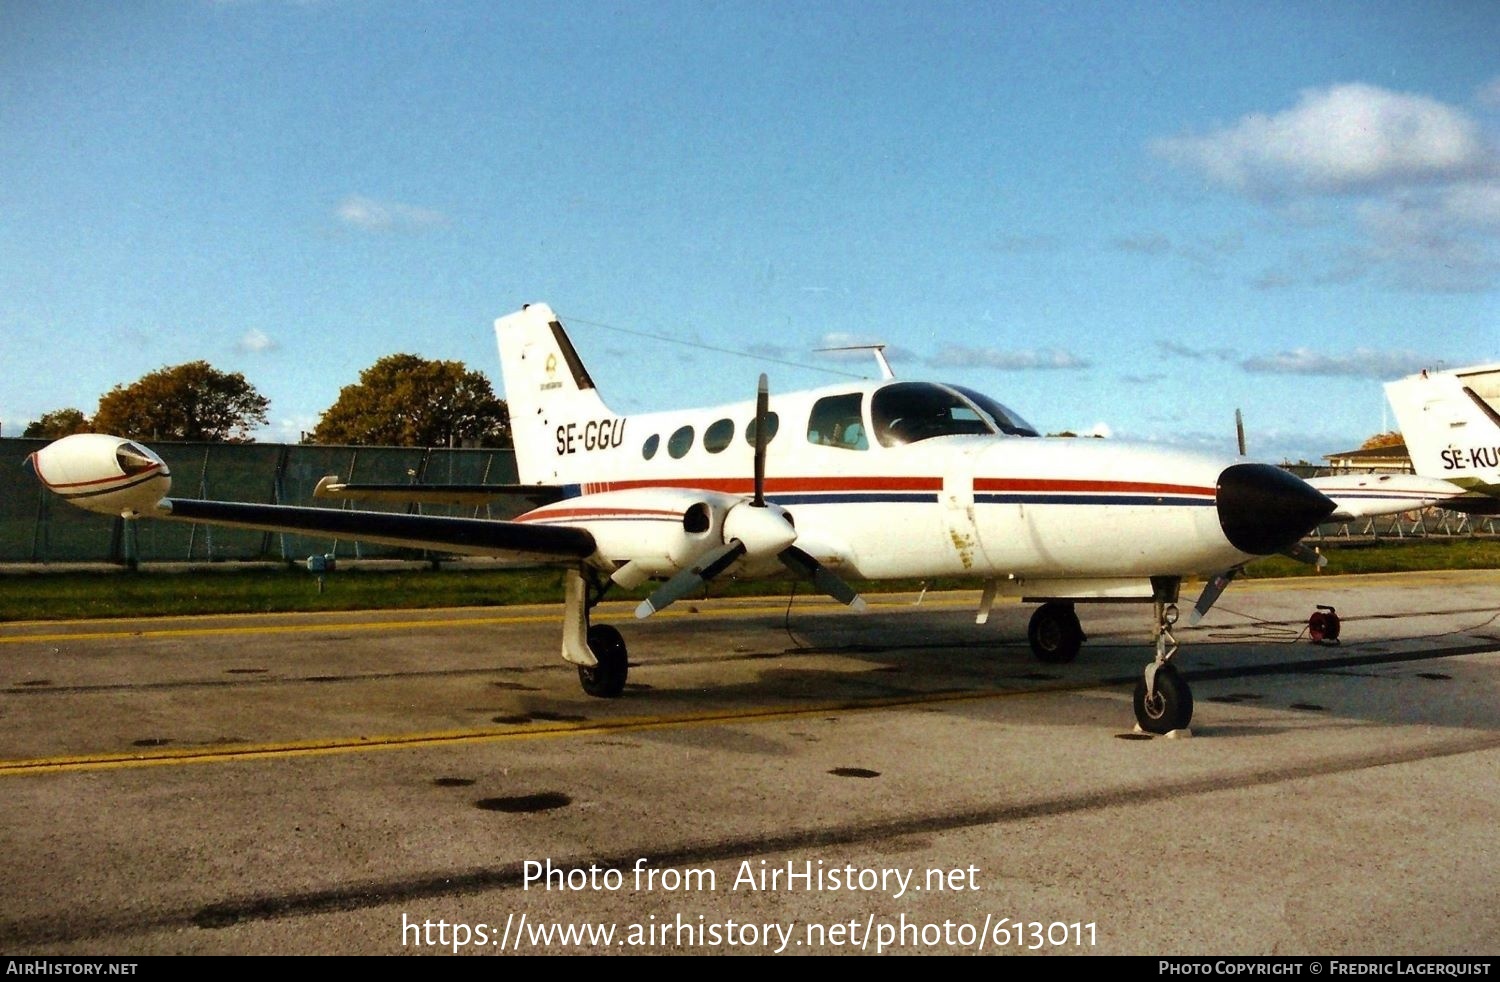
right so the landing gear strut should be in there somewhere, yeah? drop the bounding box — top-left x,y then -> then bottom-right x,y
1133,586 -> 1193,734
563,568 -> 629,698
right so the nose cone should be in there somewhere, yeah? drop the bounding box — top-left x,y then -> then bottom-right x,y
1216,463 -> 1335,555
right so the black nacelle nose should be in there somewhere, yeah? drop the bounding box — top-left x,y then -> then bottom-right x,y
1216,463 -> 1336,555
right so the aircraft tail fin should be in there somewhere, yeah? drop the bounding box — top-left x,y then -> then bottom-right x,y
1384,365 -> 1500,495
496,304 -> 618,487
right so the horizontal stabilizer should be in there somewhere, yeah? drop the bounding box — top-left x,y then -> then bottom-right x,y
1442,494 -> 1500,516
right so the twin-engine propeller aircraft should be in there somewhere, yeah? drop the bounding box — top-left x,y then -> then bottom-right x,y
27,303 -> 1342,734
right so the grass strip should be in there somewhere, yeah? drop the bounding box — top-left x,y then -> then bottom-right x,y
2,539 -> 1497,622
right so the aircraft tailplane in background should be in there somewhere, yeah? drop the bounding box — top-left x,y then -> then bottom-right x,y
1385,364 -> 1500,500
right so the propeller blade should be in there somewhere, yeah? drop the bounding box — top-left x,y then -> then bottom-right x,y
1281,541 -> 1326,568
753,373 -> 769,508
778,545 -> 868,612
636,541 -> 746,618
1188,565 -> 1243,625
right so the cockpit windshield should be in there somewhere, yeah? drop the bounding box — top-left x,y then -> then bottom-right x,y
948,385 -> 1040,437
865,383 -> 981,446
869,382 -> 1040,447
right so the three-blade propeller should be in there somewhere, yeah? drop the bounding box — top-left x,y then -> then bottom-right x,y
637,374 -> 867,618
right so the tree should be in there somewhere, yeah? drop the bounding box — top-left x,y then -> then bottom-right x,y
23,408 -> 92,439
310,354 -> 511,447
92,361 -> 270,442
1359,431 -> 1404,450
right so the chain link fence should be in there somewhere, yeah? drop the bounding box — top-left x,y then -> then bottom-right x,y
1,438 -> 522,564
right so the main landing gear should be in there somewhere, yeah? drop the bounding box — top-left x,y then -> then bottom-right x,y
579,623 -> 628,698
1027,601 -> 1085,663
1025,584 -> 1194,735
563,568 -> 629,698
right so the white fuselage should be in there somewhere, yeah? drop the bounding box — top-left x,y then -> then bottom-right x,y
512,380 -> 1253,589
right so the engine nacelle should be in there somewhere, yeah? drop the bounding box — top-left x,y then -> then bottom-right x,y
27,433 -> 172,517
517,486 -> 796,579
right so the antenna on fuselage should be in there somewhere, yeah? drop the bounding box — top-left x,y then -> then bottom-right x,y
816,344 -> 895,380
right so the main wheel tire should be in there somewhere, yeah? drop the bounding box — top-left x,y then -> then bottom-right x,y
1027,602 -> 1083,664
1133,664 -> 1194,734
578,624 -> 628,698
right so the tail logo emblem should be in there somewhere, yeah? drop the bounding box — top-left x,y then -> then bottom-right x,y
541,353 -> 563,391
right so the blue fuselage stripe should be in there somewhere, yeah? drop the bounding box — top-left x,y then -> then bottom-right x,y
551,490 -> 1218,509
975,493 -> 1213,508
769,493 -> 1213,507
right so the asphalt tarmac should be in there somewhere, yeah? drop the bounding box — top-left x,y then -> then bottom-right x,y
1,570 -> 1497,955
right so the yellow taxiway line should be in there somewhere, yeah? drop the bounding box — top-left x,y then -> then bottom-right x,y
0,683 -> 1074,778
0,594 -> 983,646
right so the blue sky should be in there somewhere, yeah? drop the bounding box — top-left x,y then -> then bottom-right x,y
1,0 -> 1496,464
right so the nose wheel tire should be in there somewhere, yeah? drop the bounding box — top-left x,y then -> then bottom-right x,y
1027,601 -> 1084,664
578,624 -> 629,698
1133,664 -> 1193,734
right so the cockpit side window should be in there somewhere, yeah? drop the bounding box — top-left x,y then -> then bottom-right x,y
870,382 -> 996,447
806,393 -> 868,451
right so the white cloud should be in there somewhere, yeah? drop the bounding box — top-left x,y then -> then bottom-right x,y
1153,82 -> 1500,292
814,334 -> 1089,373
1355,184 -> 1500,291
1111,233 -> 1172,256
1153,83 -> 1491,196
1240,347 -> 1431,379
746,341 -> 792,360
259,414 -> 322,444
926,346 -> 1090,371
236,328 -> 279,353
1155,339 -> 1237,362
335,195 -> 448,232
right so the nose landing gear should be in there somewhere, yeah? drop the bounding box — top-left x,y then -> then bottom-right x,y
1134,594 -> 1193,734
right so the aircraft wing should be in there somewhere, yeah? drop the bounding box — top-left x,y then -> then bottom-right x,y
312,476 -> 565,508
159,498 -> 596,561
26,434 -> 595,563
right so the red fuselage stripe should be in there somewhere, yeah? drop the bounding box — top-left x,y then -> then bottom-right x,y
568,476 -> 1214,497
31,458 -> 166,491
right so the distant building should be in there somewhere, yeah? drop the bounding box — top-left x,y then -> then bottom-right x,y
1322,442 -> 1414,474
